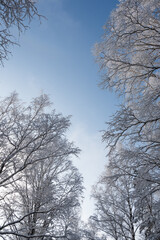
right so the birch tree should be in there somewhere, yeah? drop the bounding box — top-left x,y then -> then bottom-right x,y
2,157 -> 82,239
0,93 -> 83,239
94,0 -> 160,239
0,0 -> 41,64
90,165 -> 140,240
95,0 -> 160,102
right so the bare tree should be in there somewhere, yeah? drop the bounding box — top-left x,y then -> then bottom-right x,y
0,93 -> 83,239
2,157 -> 83,239
100,106 -> 160,239
0,0 -> 41,64
105,146 -> 160,240
95,0 -> 160,102
94,0 -> 160,239
90,164 -> 140,240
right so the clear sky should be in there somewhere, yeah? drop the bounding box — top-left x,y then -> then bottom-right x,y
0,0 -> 119,221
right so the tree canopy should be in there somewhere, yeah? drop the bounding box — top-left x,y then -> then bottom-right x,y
0,0 -> 41,64
91,0 -> 160,239
0,93 -> 83,239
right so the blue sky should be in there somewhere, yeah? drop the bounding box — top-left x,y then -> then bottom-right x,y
0,0 -> 119,221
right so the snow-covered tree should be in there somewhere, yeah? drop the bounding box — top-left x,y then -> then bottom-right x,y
95,0 -> 160,103
0,0 -> 41,64
0,93 -> 83,239
94,0 -> 160,239
2,158 -> 83,239
90,164 -> 140,240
